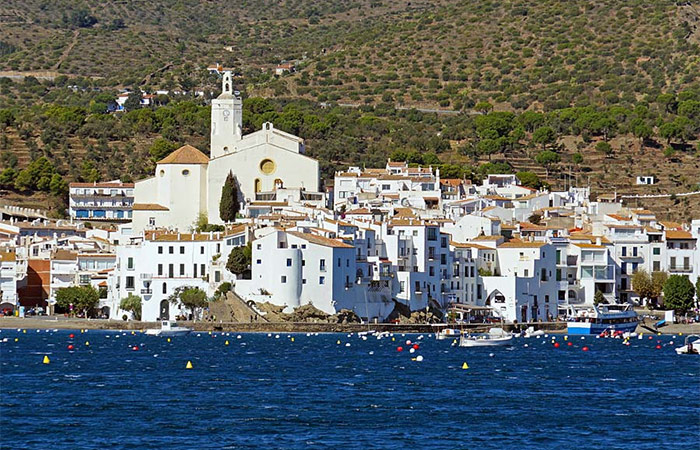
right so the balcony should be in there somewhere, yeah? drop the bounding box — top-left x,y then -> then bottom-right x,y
669,266 -> 692,273
619,254 -> 642,260
140,289 -> 152,295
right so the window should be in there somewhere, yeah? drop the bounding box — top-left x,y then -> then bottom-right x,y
180,264 -> 185,276
180,246 -> 185,254
302,279 -> 306,284
149,217 -> 156,226
201,264 -> 205,276
653,247 -> 660,255
158,246 -> 163,254
427,228 -> 437,241
216,244 -> 221,253
287,258 -> 292,267
79,274 -> 90,285
319,276 -> 325,285
653,261 -> 661,271
200,246 -> 205,254
338,258 -> 341,267
320,259 -> 326,272
256,259 -> 262,264
126,276 -> 135,290
127,257 -> 134,270
215,271 -> 221,282
168,264 -> 174,278
162,282 -> 167,294
621,247 -> 627,257
429,267 -> 435,276
281,275 -> 287,283
346,259 -> 350,268
182,169 -> 190,176
632,247 -> 637,257
524,269 -> 529,277
169,246 -> 174,254
257,244 -> 262,250
158,264 -> 163,276
400,281 -> 405,292
193,264 -> 198,278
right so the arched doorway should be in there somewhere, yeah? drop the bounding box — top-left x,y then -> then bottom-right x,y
274,178 -> 283,190
159,300 -> 169,320
254,178 -> 262,193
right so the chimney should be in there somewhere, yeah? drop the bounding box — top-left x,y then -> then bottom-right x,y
177,232 -> 181,241
596,237 -> 601,246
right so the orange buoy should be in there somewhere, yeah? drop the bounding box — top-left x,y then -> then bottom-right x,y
132,346 -> 139,351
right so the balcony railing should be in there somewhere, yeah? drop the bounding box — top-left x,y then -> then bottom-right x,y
140,289 -> 152,295
669,266 -> 692,272
140,273 -> 152,280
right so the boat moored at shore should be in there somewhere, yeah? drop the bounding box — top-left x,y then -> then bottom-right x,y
566,304 -> 638,335
144,320 -> 192,337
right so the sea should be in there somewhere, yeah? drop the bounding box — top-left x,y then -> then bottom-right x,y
1,329 -> 698,450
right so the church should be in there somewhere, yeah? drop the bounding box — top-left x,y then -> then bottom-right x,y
131,72 -> 323,232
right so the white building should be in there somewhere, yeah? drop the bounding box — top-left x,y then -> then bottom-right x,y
480,241 -> 558,323
69,181 -> 134,222
107,227 -> 248,321
333,161 -> 441,212
0,249 -> 20,310
132,72 -> 323,232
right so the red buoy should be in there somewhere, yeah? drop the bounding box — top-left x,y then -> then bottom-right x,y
397,346 -> 403,352
67,344 -> 74,350
567,342 -> 573,346
582,346 -> 589,352
553,342 -> 560,348
69,334 -> 75,339
412,344 -> 419,350
132,346 -> 139,351
655,345 -> 661,349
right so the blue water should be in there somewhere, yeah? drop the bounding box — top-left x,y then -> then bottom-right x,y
1,329 -> 699,450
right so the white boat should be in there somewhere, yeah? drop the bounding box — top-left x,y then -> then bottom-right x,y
459,327 -> 514,347
145,320 -> 192,337
436,328 -> 461,340
675,335 -> 700,355
566,304 -> 638,335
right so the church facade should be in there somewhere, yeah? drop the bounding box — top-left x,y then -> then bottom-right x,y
132,72 -> 321,232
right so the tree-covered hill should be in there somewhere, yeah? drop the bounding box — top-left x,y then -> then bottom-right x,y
0,0 -> 699,220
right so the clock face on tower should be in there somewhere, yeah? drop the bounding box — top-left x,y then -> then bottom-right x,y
222,109 -> 230,121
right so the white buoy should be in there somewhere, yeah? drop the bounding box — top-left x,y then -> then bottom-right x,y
415,355 -> 424,362
369,351 -> 374,355
345,343 -> 351,347
409,348 -> 415,353
489,353 -> 495,357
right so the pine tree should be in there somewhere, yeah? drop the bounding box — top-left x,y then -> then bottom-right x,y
219,171 -> 239,222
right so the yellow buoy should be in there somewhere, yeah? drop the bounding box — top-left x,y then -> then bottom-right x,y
208,331 -> 212,335
85,341 -> 90,346
462,362 -> 469,370
186,361 -> 193,369
336,340 -> 341,345
225,340 -> 229,345
167,338 -> 171,343
291,337 -> 295,342
679,332 -> 683,336
391,337 -> 395,341
14,338 -> 18,342
43,355 -> 50,364
22,329 -> 26,334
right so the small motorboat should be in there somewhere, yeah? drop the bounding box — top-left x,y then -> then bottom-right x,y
675,335 -> 700,355
145,320 -> 192,337
436,328 -> 461,340
459,327 -> 514,347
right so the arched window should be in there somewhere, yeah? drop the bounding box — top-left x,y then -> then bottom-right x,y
162,282 -> 167,294
254,178 -> 262,193
274,178 -> 283,190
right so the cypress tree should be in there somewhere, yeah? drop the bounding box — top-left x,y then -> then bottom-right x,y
219,171 -> 238,222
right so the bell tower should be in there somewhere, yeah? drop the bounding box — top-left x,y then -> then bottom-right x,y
210,71 -> 243,159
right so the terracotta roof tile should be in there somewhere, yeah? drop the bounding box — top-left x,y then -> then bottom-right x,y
287,231 -> 354,248
157,145 -> 209,165
133,203 -> 169,211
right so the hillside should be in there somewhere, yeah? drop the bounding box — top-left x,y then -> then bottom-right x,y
0,0 -> 699,221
